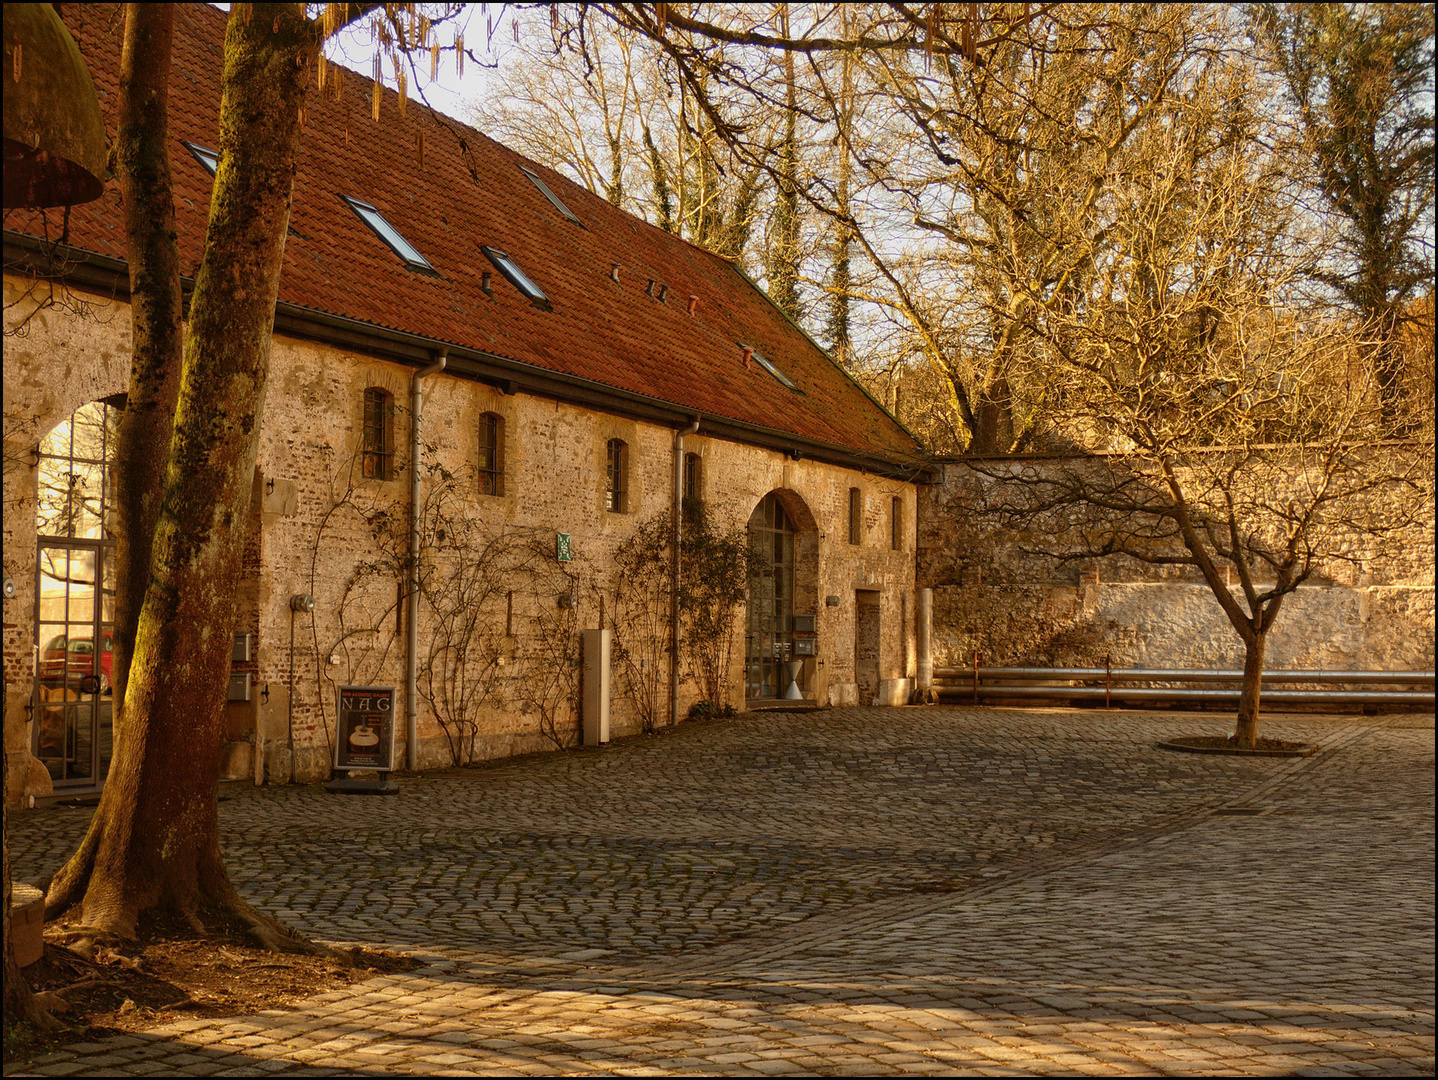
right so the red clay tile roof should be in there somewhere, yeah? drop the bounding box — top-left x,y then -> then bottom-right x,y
13,5 -> 920,463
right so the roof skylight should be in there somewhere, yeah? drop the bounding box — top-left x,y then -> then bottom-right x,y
519,164 -> 583,226
481,246 -> 551,310
342,196 -> 436,273
184,141 -> 219,176
745,345 -> 800,391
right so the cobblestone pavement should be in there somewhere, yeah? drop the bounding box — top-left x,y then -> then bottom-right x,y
8,707 -> 1434,1076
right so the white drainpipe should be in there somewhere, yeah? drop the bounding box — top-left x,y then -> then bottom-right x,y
672,414 -> 701,725
408,349 -> 447,770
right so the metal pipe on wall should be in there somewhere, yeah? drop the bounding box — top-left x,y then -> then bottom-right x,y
916,588 -> 933,703
407,349 -> 447,770
671,415 -> 701,727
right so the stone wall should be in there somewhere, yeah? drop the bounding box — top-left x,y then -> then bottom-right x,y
919,459 -> 1436,672
3,274 -> 919,801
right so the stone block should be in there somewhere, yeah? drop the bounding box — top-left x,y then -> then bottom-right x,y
876,678 -> 912,706
9,882 -> 44,967
217,740 -> 253,780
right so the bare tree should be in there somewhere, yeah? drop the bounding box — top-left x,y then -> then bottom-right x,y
565,4 -> 1212,453
957,47 -> 1434,745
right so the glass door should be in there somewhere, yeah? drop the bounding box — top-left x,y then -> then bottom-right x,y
746,493 -> 796,700
34,543 -> 114,786
32,397 -> 121,790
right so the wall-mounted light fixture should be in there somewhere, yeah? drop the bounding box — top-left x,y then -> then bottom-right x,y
289,594 -> 315,613
558,593 -> 577,609
825,595 -> 841,607
2,578 -> 15,599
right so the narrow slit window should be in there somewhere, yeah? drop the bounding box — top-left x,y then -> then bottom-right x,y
481,246 -> 551,310
183,141 -> 219,176
478,412 -> 504,496
891,495 -> 903,551
683,452 -> 702,504
342,196 -> 436,273
848,487 -> 862,545
606,438 -> 627,513
519,164 -> 583,226
362,387 -> 394,480
743,344 -> 799,391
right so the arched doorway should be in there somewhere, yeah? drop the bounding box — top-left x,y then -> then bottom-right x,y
745,490 -> 818,701
32,397 -> 121,789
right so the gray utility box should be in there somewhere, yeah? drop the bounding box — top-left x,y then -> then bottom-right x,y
581,628 -> 611,746
227,671 -> 252,702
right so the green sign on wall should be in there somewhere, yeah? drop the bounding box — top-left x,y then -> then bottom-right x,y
556,532 -> 571,562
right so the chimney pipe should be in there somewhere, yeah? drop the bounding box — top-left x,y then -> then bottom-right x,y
480,270 -> 492,296
657,283 -> 669,303
610,262 -> 621,283
687,294 -> 698,315
742,346 -> 754,369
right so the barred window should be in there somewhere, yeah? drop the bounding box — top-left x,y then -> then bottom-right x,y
478,413 -> 504,496
362,387 -> 393,480
606,438 -> 627,513
848,487 -> 862,545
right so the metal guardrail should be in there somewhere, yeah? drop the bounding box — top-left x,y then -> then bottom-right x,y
933,662 -> 1436,708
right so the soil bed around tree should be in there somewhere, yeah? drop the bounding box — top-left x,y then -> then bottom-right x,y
4,926 -> 419,1065
1157,735 -> 1317,756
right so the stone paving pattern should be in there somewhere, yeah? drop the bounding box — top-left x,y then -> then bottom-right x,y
7,706 -> 1434,1075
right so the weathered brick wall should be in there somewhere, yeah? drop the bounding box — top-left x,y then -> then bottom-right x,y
919,459 -> 1436,671
4,274 -> 919,798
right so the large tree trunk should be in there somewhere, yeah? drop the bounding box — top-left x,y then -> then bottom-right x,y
111,4 -> 184,721
1234,631 -> 1267,749
46,4 -> 321,950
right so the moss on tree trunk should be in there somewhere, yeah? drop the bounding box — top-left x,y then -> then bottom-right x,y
46,4 -> 323,951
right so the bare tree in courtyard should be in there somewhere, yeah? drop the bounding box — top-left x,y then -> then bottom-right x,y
958,47 -> 1434,746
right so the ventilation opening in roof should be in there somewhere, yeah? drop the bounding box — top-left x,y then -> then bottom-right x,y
481,246 -> 552,310
342,195 -> 437,274
743,344 -> 800,391
183,141 -> 219,176
519,164 -> 583,226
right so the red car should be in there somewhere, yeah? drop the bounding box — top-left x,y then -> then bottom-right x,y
39,633 -> 114,694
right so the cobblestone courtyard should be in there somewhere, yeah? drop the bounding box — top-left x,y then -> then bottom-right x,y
8,706 -> 1435,1076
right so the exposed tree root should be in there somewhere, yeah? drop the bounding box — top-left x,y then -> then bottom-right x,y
44,833 -> 337,962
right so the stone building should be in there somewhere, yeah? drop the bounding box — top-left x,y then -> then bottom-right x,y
3,5 -> 928,804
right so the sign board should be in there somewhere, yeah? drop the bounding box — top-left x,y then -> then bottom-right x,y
556,532 -> 572,562
334,685 -> 396,771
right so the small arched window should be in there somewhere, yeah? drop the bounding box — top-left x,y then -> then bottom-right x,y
683,451 -> 702,504
605,438 -> 628,513
361,387 -> 393,480
478,412 -> 504,496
